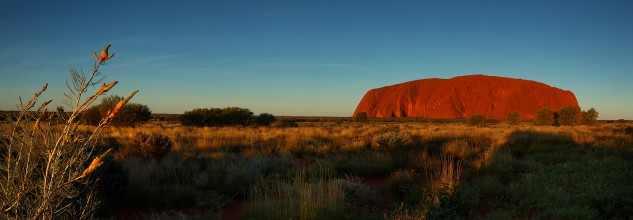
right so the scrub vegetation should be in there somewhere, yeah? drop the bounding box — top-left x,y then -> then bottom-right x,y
4,117 -> 630,219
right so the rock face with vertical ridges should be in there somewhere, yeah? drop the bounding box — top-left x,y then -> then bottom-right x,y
353,75 -> 579,119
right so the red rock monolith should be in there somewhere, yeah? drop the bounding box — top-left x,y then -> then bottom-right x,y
353,75 -> 579,119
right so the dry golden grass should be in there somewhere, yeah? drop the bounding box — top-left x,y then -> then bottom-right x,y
89,121 -> 632,154
4,120 -> 631,218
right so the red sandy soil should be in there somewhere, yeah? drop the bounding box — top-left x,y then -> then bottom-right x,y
354,74 -> 579,119
221,200 -> 250,220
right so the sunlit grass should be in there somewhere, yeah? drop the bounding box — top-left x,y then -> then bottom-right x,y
3,120 -> 632,219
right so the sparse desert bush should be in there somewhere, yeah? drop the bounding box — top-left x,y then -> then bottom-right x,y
180,107 -> 254,126
581,107 -> 599,125
374,131 -> 413,148
81,95 -> 151,126
387,169 -> 420,201
255,113 -> 277,126
536,107 -> 555,125
133,132 -> 173,160
558,106 -> 580,126
442,139 -> 477,160
506,111 -> 521,125
467,114 -> 486,126
89,157 -> 129,199
354,112 -> 368,122
337,174 -> 373,202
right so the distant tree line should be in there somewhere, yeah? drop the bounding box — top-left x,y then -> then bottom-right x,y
180,107 -> 276,126
534,106 -> 598,126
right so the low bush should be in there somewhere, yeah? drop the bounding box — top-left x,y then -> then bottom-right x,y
558,106 -> 580,126
581,108 -> 599,125
133,132 -> 173,160
354,112 -> 368,122
81,95 -> 152,126
255,113 -> 277,126
467,114 -> 486,126
374,131 -> 414,149
180,107 -> 254,126
535,107 -> 555,125
89,158 -> 129,199
442,139 -> 477,160
388,169 -> 419,200
625,127 -> 633,136
506,111 -> 521,125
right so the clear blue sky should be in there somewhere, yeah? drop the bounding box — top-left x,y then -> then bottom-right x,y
1,1 -> 632,119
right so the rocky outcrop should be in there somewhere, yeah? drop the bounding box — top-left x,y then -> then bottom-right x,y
353,75 -> 579,119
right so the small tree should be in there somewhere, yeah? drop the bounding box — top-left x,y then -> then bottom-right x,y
535,107 -> 555,125
255,113 -> 276,126
506,111 -> 521,125
581,108 -> 599,125
82,105 -> 102,125
221,107 -> 254,126
354,112 -> 368,122
558,106 -> 580,126
81,95 -> 151,126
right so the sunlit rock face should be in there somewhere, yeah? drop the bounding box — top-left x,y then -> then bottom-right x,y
353,75 -> 579,119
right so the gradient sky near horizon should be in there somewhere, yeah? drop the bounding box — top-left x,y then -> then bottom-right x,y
1,1 -> 632,119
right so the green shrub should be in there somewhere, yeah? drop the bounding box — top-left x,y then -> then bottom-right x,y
219,157 -> 265,198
